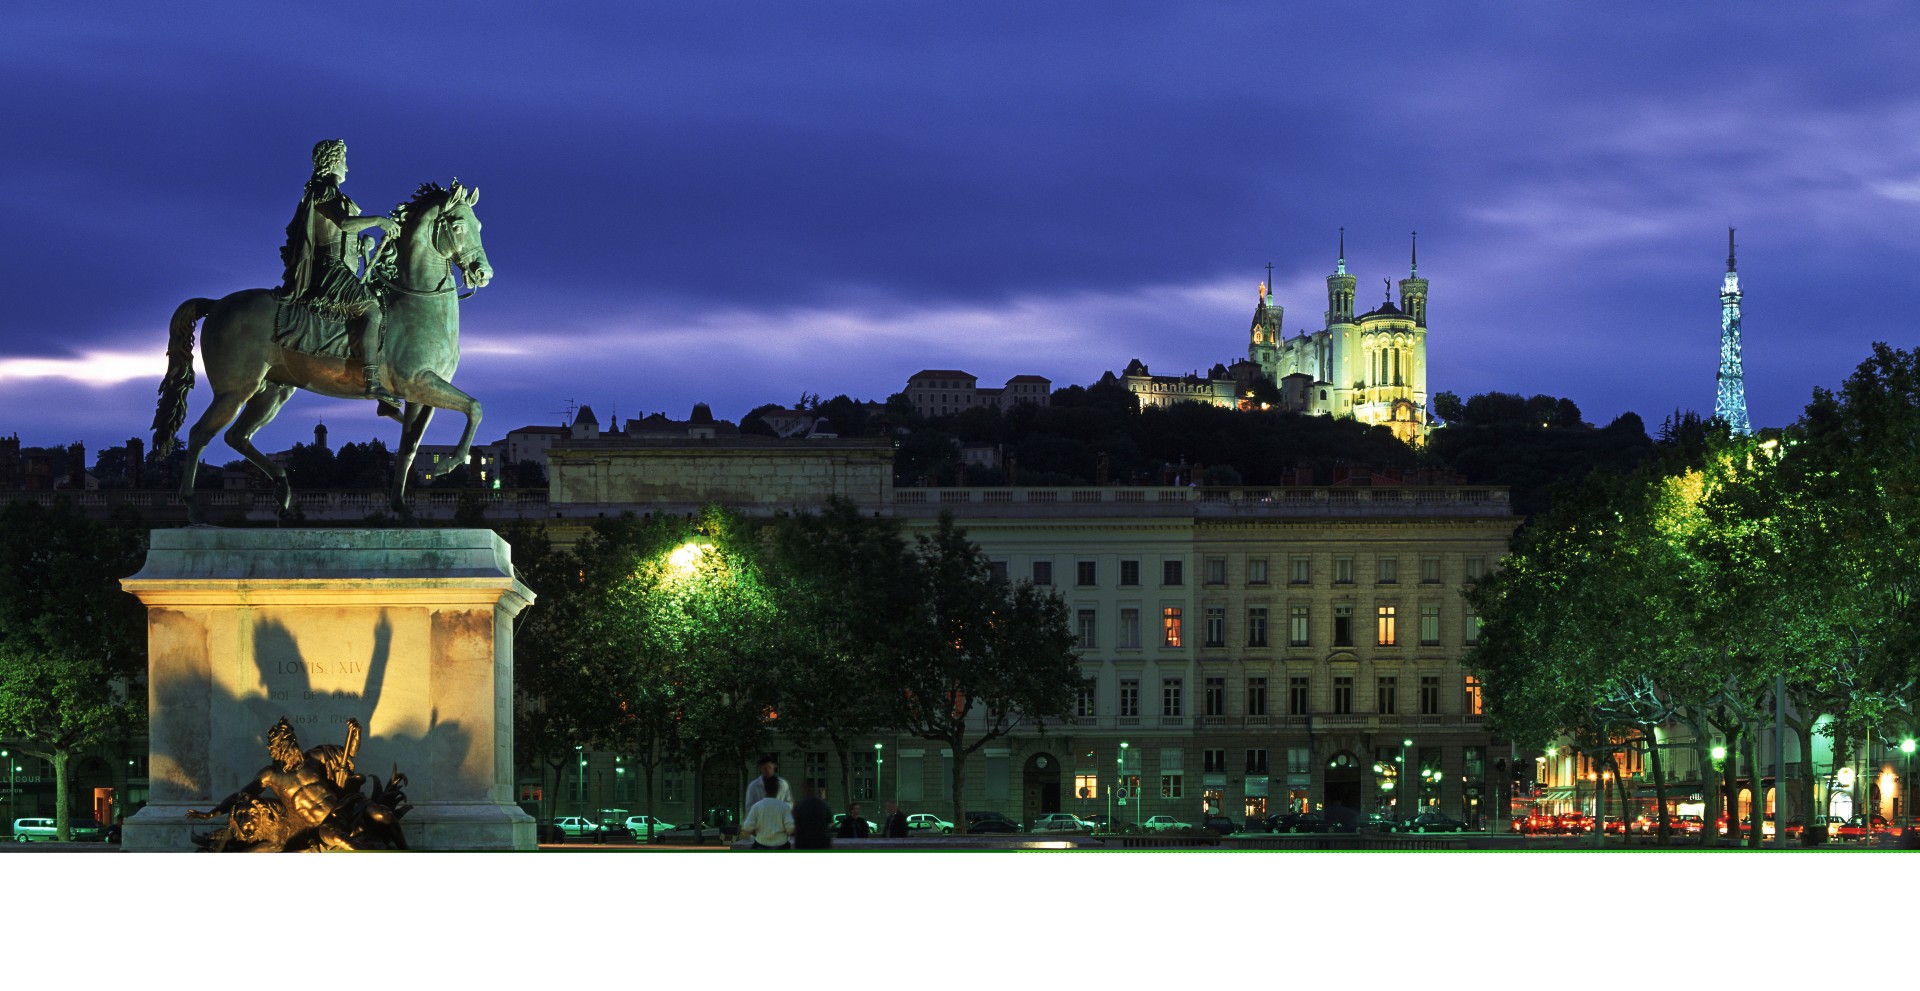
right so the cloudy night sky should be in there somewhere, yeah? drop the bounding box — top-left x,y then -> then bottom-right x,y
4,2 -> 1916,459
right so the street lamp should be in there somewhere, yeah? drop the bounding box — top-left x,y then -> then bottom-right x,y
1120,742 -> 1131,827
874,742 -> 884,804
574,744 -> 586,817
1902,738 -> 1916,825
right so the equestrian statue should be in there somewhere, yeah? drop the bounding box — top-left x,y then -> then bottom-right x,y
152,139 -> 493,524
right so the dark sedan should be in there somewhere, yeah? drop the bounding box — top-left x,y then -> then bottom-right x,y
1198,814 -> 1239,835
1394,811 -> 1467,833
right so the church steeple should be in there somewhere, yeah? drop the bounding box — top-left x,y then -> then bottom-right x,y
1715,227 -> 1752,436
1326,227 -> 1356,325
1397,230 -> 1429,326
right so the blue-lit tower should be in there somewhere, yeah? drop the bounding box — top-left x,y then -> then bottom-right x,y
1715,227 -> 1752,436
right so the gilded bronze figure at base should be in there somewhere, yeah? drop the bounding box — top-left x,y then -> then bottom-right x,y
189,717 -> 411,851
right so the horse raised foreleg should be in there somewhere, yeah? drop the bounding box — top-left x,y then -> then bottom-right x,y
391,402 -> 436,521
394,371 -> 483,513
178,389 -> 255,525
224,384 -> 297,521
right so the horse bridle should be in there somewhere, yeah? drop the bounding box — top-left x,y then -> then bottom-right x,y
386,203 -> 480,300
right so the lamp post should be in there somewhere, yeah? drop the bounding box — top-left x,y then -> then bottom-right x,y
874,742 -> 884,805
1711,744 -> 1728,842
1401,738 -> 1413,819
1902,738 -> 1916,827
1,749 -> 9,819
574,744 -> 586,818
1120,741 -> 1131,829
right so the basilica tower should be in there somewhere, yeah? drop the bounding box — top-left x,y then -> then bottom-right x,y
1715,227 -> 1752,436
1326,228 -> 1360,410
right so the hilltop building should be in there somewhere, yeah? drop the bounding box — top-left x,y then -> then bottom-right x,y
1119,231 -> 1433,444
905,370 -> 1052,418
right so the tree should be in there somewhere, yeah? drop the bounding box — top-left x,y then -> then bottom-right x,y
885,513 -> 1081,832
765,499 -> 915,805
0,501 -> 147,840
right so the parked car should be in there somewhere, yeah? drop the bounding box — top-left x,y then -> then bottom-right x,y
906,813 -> 954,834
1143,815 -> 1192,832
623,814 -> 676,840
1264,811 -> 1317,833
1514,811 -> 1559,834
1833,814 -> 1891,841
552,815 -> 610,838
1030,813 -> 1095,834
12,817 -> 109,842
1395,811 -> 1466,833
965,811 -> 1023,833
1198,814 -> 1239,835
1082,813 -> 1138,833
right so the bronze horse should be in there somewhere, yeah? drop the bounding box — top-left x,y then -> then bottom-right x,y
152,181 -> 492,524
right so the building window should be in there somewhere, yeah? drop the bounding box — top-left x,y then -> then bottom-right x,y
1334,604 -> 1353,647
1118,608 -> 1141,649
1289,604 -> 1310,646
1333,676 -> 1354,715
1246,749 -> 1269,774
1334,556 -> 1354,584
1246,677 -> 1268,716
1205,556 -> 1227,585
1421,555 -> 1441,583
805,752 -> 830,795
1287,748 -> 1312,774
1377,605 -> 1397,646
1119,679 -> 1140,718
1204,748 -> 1227,773
1248,557 -> 1269,585
1465,556 -> 1485,581
1247,607 -> 1268,647
1204,606 -> 1226,647
1420,675 -> 1441,715
1033,560 -> 1053,586
1163,560 -> 1184,586
988,560 -> 1008,583
1076,680 -> 1096,719
1465,610 -> 1481,644
1077,560 -> 1097,586
1204,677 -> 1226,717
1465,675 -> 1484,717
663,765 -> 685,802
1075,774 -> 1099,800
1288,676 -> 1310,715
1120,559 -> 1140,586
1420,604 -> 1441,646
1076,609 -> 1098,650
1290,556 -> 1311,584
1162,608 -> 1183,648
1377,675 -> 1398,715
1162,678 -> 1183,717
1378,557 -> 1398,584
1162,774 -> 1185,800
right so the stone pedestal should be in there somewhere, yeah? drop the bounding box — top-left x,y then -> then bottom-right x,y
119,529 -> 536,851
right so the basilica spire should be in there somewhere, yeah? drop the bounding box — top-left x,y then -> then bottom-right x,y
1326,227 -> 1356,325
1337,226 -> 1346,275
1715,227 -> 1752,436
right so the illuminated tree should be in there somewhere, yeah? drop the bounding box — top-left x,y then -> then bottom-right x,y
0,501 -> 146,840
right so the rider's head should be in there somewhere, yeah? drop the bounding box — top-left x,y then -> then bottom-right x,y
311,139 -> 348,181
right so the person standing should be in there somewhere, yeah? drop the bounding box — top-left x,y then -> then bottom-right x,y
744,753 -> 791,813
791,782 -> 834,850
837,802 -> 871,840
739,788 -> 795,851
882,799 -> 908,838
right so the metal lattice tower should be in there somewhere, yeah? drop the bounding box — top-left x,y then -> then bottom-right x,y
1715,227 -> 1752,436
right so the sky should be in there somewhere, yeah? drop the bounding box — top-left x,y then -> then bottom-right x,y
5,1 -> 1919,460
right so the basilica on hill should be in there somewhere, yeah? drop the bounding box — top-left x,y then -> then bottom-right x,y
1118,231 -> 1432,445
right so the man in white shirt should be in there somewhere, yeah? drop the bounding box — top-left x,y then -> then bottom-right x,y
744,753 -> 791,811
740,789 -> 795,850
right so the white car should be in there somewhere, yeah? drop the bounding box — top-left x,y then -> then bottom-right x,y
1143,815 -> 1193,832
623,815 -> 675,839
551,816 -> 609,838
906,813 -> 954,834
1029,813 -> 1095,834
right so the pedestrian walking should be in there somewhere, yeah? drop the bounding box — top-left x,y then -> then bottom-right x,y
740,790 -> 795,850
882,799 -> 908,838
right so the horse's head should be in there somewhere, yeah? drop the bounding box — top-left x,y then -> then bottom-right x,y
433,180 -> 492,290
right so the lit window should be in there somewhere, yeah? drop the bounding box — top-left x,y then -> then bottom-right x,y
1377,605 -> 1397,646
1162,607 -> 1183,648
1465,675 -> 1484,717
1075,774 -> 1099,800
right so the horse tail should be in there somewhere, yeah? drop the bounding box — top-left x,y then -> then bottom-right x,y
152,298 -> 213,456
